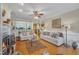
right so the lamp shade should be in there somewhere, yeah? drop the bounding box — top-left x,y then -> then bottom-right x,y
64,24 -> 71,29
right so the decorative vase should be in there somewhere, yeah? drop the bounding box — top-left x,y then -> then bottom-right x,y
72,42 -> 78,50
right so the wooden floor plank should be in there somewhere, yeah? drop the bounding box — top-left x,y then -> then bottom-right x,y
15,39 -> 79,55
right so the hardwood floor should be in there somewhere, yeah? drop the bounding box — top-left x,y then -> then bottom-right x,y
15,39 -> 79,55
39,39 -> 79,55
15,40 -> 47,55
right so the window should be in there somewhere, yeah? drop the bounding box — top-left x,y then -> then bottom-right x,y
15,21 -> 32,30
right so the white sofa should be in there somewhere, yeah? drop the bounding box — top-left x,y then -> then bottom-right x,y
20,31 -> 34,40
40,30 -> 79,47
40,34 -> 64,46
40,30 -> 64,46
21,35 -> 34,40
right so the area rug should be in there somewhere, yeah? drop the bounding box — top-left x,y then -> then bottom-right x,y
25,40 -> 47,53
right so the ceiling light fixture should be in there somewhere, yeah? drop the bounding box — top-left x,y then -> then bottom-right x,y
20,3 -> 24,6
34,16 -> 39,20
19,9 -> 23,12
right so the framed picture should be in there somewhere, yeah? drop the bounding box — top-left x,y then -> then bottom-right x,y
52,18 -> 61,28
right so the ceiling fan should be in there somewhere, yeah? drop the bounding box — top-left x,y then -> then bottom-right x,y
33,10 -> 44,19
17,7 -> 49,19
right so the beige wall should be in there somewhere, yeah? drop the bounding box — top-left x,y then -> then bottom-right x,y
70,21 -> 79,33
2,4 -> 11,21
2,4 -> 12,35
45,20 -> 52,30
44,9 -> 79,33
44,18 -> 79,33
44,18 -> 63,32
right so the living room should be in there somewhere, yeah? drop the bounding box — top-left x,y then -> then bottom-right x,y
1,3 -> 79,55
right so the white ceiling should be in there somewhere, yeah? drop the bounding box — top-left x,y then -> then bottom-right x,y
4,3 -> 79,22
